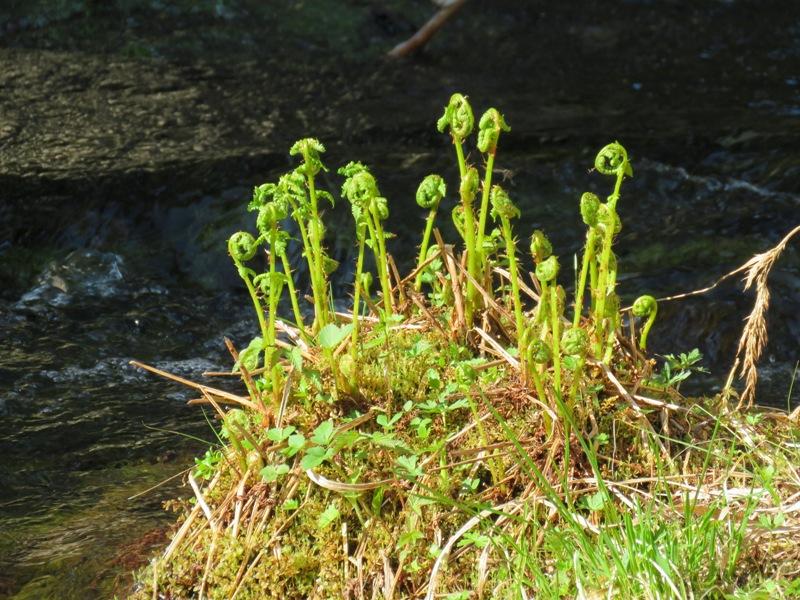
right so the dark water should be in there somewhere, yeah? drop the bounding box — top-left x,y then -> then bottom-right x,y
1,1 -> 800,597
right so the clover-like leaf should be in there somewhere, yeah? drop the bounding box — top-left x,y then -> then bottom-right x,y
260,463 -> 290,483
311,419 -> 335,446
318,323 -> 354,349
300,446 -> 333,470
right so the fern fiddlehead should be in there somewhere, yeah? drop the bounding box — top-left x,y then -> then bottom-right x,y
632,294 -> 658,351
476,108 -> 510,271
414,174 -> 447,292
437,93 -> 474,178
291,138 -> 333,329
573,192 -> 600,328
591,142 -> 632,359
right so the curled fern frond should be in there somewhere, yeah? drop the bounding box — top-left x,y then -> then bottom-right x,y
275,170 -> 307,208
416,174 -> 446,209
437,93 -> 474,141
597,204 -> 622,235
535,255 -> 560,284
632,294 -> 658,350
561,327 -> 588,356
228,231 -> 258,262
530,230 -> 552,264
249,183 -> 278,212
490,185 -> 519,220
451,204 -> 466,239
555,285 -> 567,317
256,201 -> 288,235
580,192 -> 601,227
528,339 -> 552,364
253,271 -> 286,296
370,196 -> 389,221
340,163 -> 379,204
595,141 -> 633,178
476,108 -> 510,154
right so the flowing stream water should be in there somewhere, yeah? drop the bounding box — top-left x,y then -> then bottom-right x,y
1,1 -> 799,597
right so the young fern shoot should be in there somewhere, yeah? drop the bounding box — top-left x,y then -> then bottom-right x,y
437,93 -> 474,179
590,142 -> 632,359
476,108 -> 510,271
438,94 -> 481,322
632,294 -> 658,351
491,185 -> 524,363
340,162 -> 393,318
228,231 -> 268,352
573,192 -> 601,328
290,138 -> 334,330
414,174 -> 446,292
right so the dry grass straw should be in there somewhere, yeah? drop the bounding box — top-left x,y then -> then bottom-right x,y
724,224 -> 800,409
636,223 -> 800,411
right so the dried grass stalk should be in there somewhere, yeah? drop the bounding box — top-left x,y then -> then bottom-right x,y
726,224 -> 800,409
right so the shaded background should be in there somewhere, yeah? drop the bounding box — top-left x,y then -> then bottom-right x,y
1,0 -> 799,597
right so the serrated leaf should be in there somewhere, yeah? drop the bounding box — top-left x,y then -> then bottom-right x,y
260,463 -> 290,483
311,419 -> 335,446
287,346 -> 304,371
282,433 -> 306,457
367,431 -> 412,453
267,425 -> 296,443
300,446 -> 332,470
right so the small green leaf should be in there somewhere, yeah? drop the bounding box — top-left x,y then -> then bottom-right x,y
287,346 -> 304,371
282,433 -> 306,457
267,425 -> 296,443
300,446 -> 333,470
586,491 -> 607,512
317,503 -> 340,528
395,455 -> 424,480
456,531 -> 490,549
366,431 -> 412,453
397,529 -> 425,549
234,336 -> 264,372
318,323 -> 353,349
260,463 -> 290,483
311,419 -> 335,446
562,355 -> 580,371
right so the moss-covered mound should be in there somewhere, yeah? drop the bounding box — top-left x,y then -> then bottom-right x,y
131,95 -> 800,599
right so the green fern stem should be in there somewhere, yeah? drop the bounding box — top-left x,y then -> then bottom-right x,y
350,224 -> 367,363
277,247 -> 307,344
460,190 -> 480,323
365,210 -> 393,316
592,203 -> 618,357
454,139 -> 467,179
239,263 -> 268,348
415,208 -> 438,292
549,286 -> 562,397
288,198 -> 325,332
476,150 -> 495,263
305,174 -> 330,327
499,217 -> 524,360
573,228 -> 599,328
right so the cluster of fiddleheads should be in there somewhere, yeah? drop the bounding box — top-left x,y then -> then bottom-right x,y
227,96 -> 659,441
